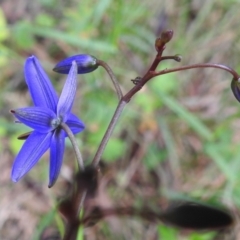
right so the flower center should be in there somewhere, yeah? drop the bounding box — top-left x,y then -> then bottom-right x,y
51,117 -> 62,128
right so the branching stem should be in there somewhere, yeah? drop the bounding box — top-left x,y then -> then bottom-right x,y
91,62 -> 240,167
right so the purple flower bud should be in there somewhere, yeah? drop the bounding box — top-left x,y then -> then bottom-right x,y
231,78 -> 240,102
53,54 -> 98,74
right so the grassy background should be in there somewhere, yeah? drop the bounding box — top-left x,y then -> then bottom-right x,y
0,0 -> 240,239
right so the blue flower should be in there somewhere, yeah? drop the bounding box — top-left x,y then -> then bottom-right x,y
53,54 -> 98,74
11,56 -> 85,187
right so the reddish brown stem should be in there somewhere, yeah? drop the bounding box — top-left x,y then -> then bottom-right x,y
153,63 -> 239,80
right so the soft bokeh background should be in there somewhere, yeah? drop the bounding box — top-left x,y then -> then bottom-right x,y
1,0 -> 240,239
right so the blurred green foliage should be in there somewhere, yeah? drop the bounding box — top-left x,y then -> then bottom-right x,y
1,0 -> 240,239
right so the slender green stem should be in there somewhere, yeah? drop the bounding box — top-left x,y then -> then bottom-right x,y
92,100 -> 127,167
61,122 -> 84,171
76,207 -> 85,240
77,191 -> 87,215
97,60 -> 123,100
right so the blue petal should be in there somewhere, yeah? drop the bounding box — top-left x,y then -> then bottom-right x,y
48,128 -> 65,187
11,131 -> 52,182
11,107 -> 56,133
25,56 -> 58,111
57,61 -> 77,122
66,113 -> 85,135
53,54 -> 98,74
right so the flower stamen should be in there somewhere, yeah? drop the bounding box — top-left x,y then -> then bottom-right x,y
51,117 -> 62,128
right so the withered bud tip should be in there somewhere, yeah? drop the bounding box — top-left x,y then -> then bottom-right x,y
155,30 -> 174,52
174,54 -> 182,62
160,30 -> 174,43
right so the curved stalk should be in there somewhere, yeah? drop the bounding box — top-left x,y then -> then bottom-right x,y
153,63 -> 239,80
97,60 -> 123,100
61,122 -> 84,170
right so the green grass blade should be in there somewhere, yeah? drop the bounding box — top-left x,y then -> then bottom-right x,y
158,91 -> 213,141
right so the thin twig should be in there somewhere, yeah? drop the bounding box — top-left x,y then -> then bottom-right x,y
153,63 -> 240,80
97,60 -> 123,100
160,55 -> 182,62
61,122 -> 85,170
